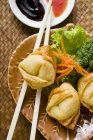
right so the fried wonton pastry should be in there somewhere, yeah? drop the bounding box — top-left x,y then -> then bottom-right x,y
78,73 -> 93,113
46,83 -> 80,130
18,46 -> 56,89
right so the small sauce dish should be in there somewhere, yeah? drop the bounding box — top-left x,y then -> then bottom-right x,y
9,0 -> 75,28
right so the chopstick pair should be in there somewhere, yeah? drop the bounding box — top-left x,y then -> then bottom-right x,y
6,0 -> 52,140
30,8 -> 52,140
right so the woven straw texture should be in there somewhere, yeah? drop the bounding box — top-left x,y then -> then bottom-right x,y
0,0 -> 93,140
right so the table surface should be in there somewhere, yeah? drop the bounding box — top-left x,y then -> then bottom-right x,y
0,0 -> 93,140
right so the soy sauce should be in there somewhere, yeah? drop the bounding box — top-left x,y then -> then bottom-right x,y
16,0 -> 45,21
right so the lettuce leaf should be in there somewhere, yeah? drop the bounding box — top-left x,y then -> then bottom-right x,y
51,29 -> 63,50
51,25 -> 87,55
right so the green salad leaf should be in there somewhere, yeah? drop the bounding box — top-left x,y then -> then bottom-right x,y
51,25 -> 87,55
51,29 -> 63,50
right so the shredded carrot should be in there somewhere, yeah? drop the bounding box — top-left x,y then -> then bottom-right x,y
57,68 -> 71,73
53,41 -> 89,83
56,68 -> 73,83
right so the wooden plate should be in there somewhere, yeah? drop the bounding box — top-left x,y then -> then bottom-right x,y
8,28 -> 93,140
8,30 -> 68,140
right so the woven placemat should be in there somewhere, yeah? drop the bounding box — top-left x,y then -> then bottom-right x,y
0,0 -> 93,140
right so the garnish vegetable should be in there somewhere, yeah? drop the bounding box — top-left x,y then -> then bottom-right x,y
51,24 -> 93,87
62,38 -> 93,87
51,24 -> 87,55
75,38 -> 93,71
53,41 -> 89,83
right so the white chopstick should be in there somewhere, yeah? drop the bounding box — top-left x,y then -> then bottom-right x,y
44,9 -> 52,46
33,0 -> 52,51
6,81 -> 27,140
67,129 -> 69,140
30,8 -> 52,140
6,1 -> 52,140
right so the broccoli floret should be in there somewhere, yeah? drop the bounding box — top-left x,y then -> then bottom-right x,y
75,38 -> 93,71
89,60 -> 93,69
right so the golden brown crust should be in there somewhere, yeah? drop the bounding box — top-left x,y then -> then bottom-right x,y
59,110 -> 80,130
78,73 -> 93,112
32,45 -> 56,70
46,83 -> 80,130
18,45 -> 56,89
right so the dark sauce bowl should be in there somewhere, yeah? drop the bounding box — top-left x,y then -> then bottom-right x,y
16,0 -> 45,21
9,0 -> 75,28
